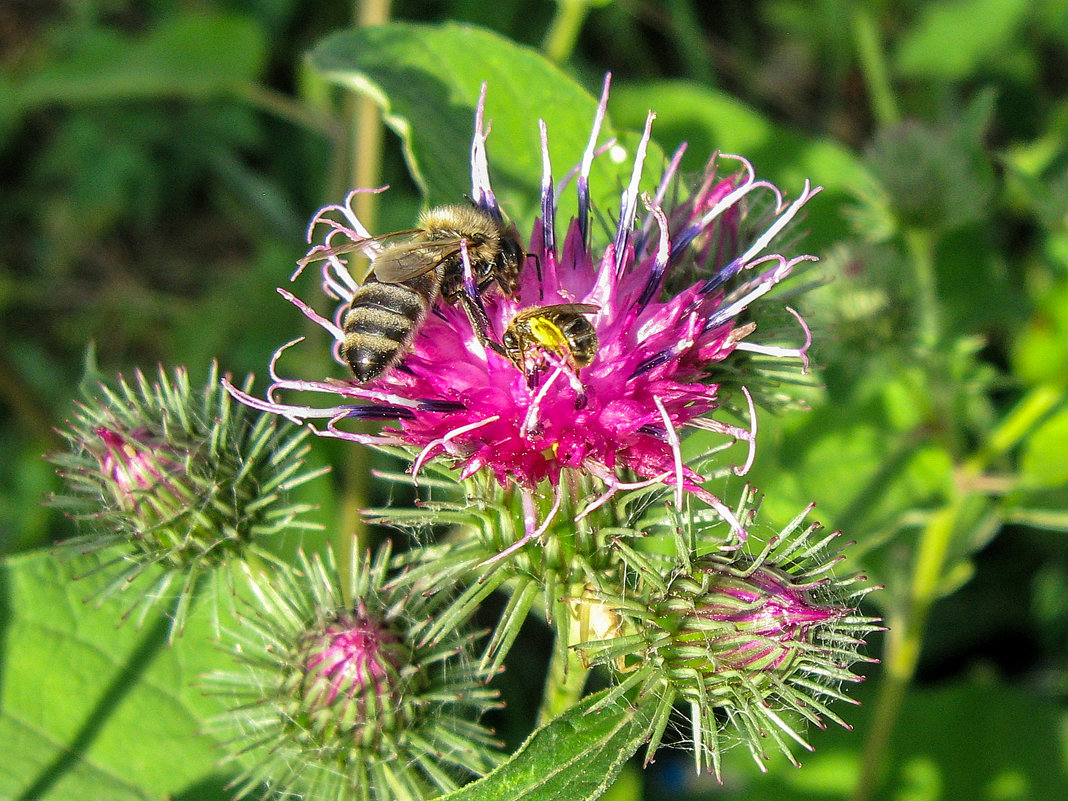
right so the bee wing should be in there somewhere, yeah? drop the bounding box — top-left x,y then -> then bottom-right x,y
512,303 -> 601,322
297,229 -> 421,269
371,238 -> 465,282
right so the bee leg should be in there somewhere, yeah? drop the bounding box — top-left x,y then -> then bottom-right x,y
458,293 -> 507,357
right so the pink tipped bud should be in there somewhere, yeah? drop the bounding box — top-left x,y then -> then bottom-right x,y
688,563 -> 846,674
94,427 -> 180,509
296,602 -> 410,746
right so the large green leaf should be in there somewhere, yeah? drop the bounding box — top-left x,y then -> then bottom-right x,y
0,550 -> 236,800
307,22 -> 654,233
1,545 -> 653,801
894,0 -> 1032,79
432,690 -> 657,801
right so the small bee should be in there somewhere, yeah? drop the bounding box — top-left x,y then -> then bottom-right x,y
330,204 -> 522,382
501,303 -> 599,380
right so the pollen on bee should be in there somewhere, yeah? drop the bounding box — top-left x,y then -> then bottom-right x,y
528,318 -> 569,353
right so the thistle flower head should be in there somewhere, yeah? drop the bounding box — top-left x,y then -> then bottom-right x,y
578,492 -> 882,779
226,76 -> 816,550
208,547 -> 500,801
47,363 -> 324,636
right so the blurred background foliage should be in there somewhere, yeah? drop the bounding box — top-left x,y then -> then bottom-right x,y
1,0 -> 1067,799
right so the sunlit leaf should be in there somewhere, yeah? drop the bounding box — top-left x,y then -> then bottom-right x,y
894,0 -> 1032,79
307,22 -> 656,233
428,690 -> 656,801
0,550 -> 237,800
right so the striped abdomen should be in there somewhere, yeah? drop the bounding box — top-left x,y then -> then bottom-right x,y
342,273 -> 440,382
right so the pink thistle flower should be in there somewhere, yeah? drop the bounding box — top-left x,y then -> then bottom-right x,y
226,76 -> 816,548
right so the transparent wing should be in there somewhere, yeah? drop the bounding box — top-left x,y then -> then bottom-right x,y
297,229 -> 421,270
512,303 -> 600,323
372,238 -> 465,283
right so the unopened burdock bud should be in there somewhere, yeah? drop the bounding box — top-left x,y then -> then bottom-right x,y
209,547 -> 501,801
577,501 -> 882,779
289,601 -> 411,749
676,560 -> 849,676
48,363 -> 324,636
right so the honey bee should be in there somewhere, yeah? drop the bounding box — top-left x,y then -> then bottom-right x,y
333,204 -> 522,382
501,303 -> 599,379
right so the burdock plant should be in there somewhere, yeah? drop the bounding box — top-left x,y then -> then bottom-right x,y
46,65 -> 879,801
216,73 -> 880,796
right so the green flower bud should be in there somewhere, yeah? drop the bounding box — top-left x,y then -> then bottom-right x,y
48,363 -> 324,637
209,547 -> 501,801
578,501 -> 882,779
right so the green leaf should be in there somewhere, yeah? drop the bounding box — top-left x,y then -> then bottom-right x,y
894,0 -> 1032,79
432,690 -> 657,801
1012,279 -> 1068,386
11,12 -> 267,111
307,22 -> 647,232
0,549 -> 237,800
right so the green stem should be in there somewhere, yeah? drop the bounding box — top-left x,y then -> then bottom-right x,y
334,0 -> 392,583
542,0 -> 592,64
853,384 -> 1064,801
853,501 -> 956,801
852,3 -> 900,127
905,226 -> 941,349
969,383 -> 1064,470
538,589 -> 592,725
539,635 -> 590,727
234,83 -> 341,140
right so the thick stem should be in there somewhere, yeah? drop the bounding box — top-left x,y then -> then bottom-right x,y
335,0 -> 392,583
905,226 -> 941,350
538,588 -> 592,725
852,384 -> 1063,801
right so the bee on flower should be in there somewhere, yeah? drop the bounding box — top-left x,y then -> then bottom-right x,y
226,75 -> 817,559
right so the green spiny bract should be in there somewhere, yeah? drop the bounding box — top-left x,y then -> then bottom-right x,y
208,547 -> 502,801
577,491 -> 883,779
48,363 -> 325,637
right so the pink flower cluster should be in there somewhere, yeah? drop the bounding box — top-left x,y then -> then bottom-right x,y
227,76 -> 816,546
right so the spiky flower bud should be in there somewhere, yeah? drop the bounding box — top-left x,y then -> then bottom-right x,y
290,600 -> 410,749
579,498 -> 882,779
209,547 -> 501,801
675,559 -> 848,676
47,363 -> 324,635
94,426 -> 180,508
